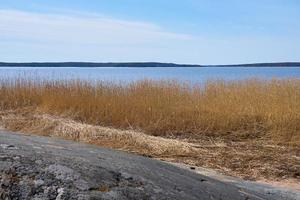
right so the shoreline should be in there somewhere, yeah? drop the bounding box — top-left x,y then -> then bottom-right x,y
0,61 -> 300,68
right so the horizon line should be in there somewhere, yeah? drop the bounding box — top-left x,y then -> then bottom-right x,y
0,61 -> 300,67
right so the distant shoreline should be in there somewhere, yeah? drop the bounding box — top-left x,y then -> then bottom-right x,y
0,62 -> 300,67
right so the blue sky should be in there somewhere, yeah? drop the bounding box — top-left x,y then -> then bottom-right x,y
0,0 -> 299,64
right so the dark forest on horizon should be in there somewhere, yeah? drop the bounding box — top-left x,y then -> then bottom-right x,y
0,62 -> 299,67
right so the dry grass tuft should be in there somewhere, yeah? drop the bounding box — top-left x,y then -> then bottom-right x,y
0,108 -> 195,157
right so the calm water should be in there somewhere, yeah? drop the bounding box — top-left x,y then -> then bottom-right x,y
0,67 -> 299,83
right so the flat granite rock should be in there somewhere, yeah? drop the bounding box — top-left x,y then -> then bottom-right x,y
0,130 -> 299,200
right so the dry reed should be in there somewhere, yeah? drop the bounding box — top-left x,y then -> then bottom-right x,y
0,78 -> 299,144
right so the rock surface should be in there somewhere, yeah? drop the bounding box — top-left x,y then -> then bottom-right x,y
0,130 -> 299,200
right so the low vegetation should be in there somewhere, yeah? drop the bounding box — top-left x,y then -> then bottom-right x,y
0,77 -> 299,184
0,78 -> 299,144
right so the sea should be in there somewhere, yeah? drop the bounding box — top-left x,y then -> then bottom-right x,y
0,66 -> 299,84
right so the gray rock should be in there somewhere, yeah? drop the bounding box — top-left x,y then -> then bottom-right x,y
0,130 -> 299,200
0,144 -> 18,150
34,179 -> 45,187
55,188 -> 64,200
46,164 -> 78,181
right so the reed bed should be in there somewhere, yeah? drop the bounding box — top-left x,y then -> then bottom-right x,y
0,78 -> 299,144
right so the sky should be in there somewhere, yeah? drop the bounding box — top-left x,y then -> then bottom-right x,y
0,0 -> 299,64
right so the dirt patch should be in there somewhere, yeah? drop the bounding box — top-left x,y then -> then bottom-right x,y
0,109 -> 299,189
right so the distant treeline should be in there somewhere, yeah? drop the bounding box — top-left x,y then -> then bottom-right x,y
0,62 -> 199,67
0,62 -> 299,67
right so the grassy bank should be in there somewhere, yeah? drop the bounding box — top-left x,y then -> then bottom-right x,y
0,78 -> 299,144
0,78 -> 299,183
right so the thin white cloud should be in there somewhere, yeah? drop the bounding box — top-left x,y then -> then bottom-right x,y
0,9 -> 299,64
0,9 -> 192,45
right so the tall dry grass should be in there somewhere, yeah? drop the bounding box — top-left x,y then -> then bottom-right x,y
0,78 -> 299,144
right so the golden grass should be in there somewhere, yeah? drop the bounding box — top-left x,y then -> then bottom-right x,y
1,109 -> 299,182
0,78 -> 299,144
0,110 -> 195,157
